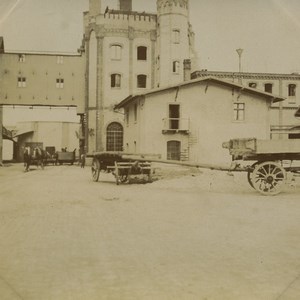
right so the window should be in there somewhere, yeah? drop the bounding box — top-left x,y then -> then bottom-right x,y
111,74 -> 121,88
264,83 -> 273,93
233,103 -> 245,121
169,104 -> 180,129
57,56 -> 63,64
137,46 -> 147,60
110,44 -> 122,60
134,103 -> 138,122
106,122 -> 123,151
18,54 -> 25,62
137,74 -> 147,88
288,84 -> 296,97
173,61 -> 180,73
172,29 -> 180,44
248,82 -> 257,88
17,77 -> 26,87
167,141 -> 181,160
56,78 -> 64,88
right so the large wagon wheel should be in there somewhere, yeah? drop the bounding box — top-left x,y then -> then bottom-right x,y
91,158 -> 100,182
247,162 -> 259,189
252,161 -> 286,195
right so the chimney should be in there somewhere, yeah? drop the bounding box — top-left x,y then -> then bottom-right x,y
89,0 -> 101,17
183,59 -> 191,81
119,0 -> 132,11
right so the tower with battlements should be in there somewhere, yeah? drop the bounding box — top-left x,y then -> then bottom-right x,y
83,0 -> 197,152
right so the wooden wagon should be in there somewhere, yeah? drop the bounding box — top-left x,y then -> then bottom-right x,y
87,152 -> 157,185
223,138 -> 300,195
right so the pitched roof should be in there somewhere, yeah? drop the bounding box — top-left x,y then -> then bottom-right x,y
115,77 -> 285,109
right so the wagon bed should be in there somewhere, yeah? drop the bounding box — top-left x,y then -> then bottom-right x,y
223,138 -> 300,195
87,152 -> 158,185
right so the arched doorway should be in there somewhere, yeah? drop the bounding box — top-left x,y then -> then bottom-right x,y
106,122 -> 123,151
167,140 -> 181,160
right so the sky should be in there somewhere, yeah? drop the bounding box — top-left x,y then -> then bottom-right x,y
1,0 -> 300,74
1,0 -> 300,125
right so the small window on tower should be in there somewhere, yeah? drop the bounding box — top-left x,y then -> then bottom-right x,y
137,74 -> 147,88
172,29 -> 180,44
110,44 -> 122,60
111,74 -> 121,88
137,46 -> 147,60
173,61 -> 180,73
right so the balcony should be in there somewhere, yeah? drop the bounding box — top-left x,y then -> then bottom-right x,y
162,118 -> 190,134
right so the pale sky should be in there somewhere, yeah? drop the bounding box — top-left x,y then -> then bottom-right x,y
1,0 -> 300,125
1,0 -> 300,74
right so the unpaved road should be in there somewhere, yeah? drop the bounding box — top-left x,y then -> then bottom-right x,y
0,163 -> 300,300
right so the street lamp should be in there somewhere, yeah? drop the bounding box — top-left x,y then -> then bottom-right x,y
236,48 -> 243,84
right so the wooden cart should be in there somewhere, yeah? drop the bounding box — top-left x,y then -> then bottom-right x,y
223,138 -> 300,195
87,152 -> 156,185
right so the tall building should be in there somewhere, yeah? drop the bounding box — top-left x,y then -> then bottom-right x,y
83,0 -> 198,152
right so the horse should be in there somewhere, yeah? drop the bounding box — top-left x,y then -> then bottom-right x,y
23,146 -> 45,172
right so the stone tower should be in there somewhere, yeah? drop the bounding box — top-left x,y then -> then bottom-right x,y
156,0 -> 192,87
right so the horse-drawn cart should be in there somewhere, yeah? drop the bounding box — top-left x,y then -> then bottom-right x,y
87,152 -> 156,185
223,138 -> 300,195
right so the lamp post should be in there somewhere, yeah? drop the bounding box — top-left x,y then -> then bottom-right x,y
236,48 -> 243,84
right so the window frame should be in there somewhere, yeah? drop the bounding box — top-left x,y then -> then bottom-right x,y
233,103 -> 245,122
56,78 -> 64,89
264,83 -> 273,93
110,44 -> 122,60
137,46 -> 147,61
288,84 -> 296,97
111,73 -> 121,88
172,60 -> 180,74
172,29 -> 180,44
137,74 -> 147,89
17,76 -> 26,88
18,54 -> 26,63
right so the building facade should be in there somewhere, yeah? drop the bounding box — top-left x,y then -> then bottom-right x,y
0,48 -> 86,161
83,0 -> 198,153
192,70 -> 300,139
116,77 -> 284,165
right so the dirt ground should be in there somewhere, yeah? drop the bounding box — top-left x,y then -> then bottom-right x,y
0,162 -> 300,300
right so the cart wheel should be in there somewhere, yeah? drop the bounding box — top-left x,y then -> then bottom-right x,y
247,162 -> 259,189
252,161 -> 286,195
91,158 -> 100,182
119,175 -> 128,183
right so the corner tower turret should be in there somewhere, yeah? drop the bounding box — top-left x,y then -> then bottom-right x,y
156,0 -> 192,87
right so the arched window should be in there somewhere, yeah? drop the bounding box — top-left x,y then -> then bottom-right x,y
173,61 -> 180,73
172,29 -> 180,44
111,74 -> 121,88
106,122 -> 123,151
137,46 -> 147,60
167,141 -> 181,161
110,44 -> 122,60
